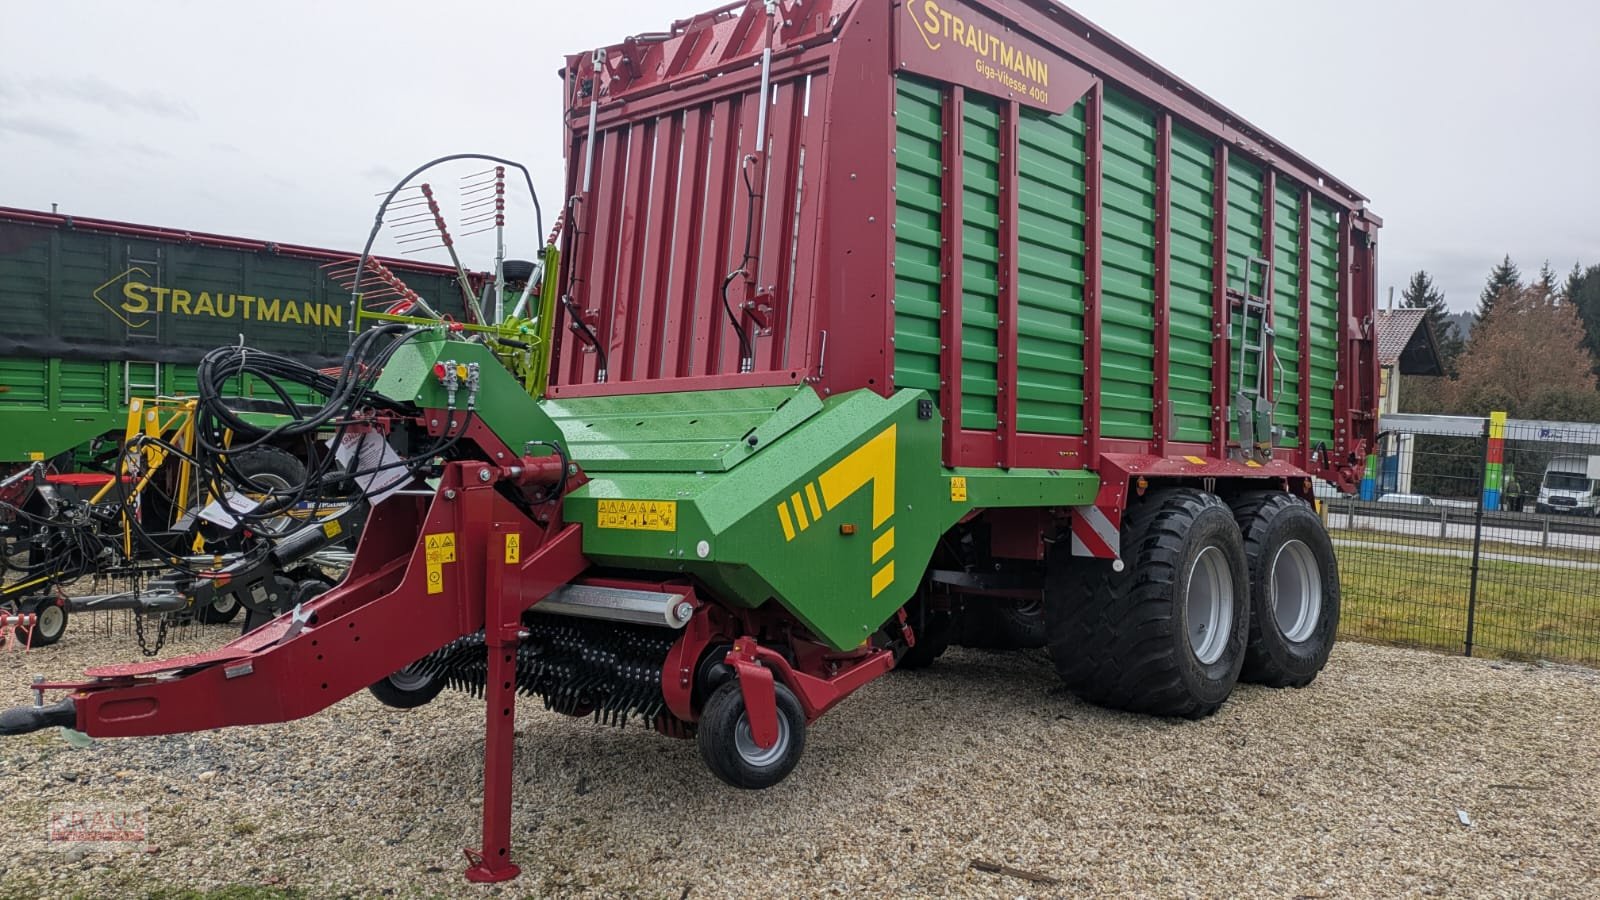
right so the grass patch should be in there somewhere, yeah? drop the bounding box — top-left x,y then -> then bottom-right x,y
1331,523 -> 1600,564
1337,542 -> 1600,666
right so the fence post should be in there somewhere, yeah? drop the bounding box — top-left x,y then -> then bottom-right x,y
1464,415 -> 1500,657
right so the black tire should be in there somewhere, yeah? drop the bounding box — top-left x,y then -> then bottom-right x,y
195,594 -> 243,624
1045,489 -> 1250,719
20,597 -> 68,647
895,591 -> 955,670
199,447 -> 307,547
696,680 -> 806,789
230,447 -> 305,494
1229,492 -> 1340,688
368,665 -> 447,710
957,597 -> 1047,650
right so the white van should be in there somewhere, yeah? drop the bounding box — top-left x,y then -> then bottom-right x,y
1536,455 -> 1600,516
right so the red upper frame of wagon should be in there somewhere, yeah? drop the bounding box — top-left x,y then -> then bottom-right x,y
549,0 -> 1380,491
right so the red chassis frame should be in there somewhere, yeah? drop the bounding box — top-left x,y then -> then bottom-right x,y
28,413 -> 897,883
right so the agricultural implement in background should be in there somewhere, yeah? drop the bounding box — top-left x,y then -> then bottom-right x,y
0,165 -> 556,653
0,0 -> 1380,884
0,393 -> 361,651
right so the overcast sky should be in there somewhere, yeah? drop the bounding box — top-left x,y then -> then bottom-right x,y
3,1 -> 1595,313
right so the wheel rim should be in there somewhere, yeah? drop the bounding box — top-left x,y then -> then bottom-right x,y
36,604 -> 65,638
1185,546 -> 1235,665
211,595 -> 240,615
1269,539 -> 1322,644
244,472 -> 296,532
732,710 -> 791,768
386,667 -> 433,693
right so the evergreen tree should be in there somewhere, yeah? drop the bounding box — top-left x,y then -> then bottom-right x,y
1567,264 -> 1600,376
1477,255 -> 1521,322
1400,269 -> 1462,372
1535,260 -> 1558,302
1563,262 -> 1585,303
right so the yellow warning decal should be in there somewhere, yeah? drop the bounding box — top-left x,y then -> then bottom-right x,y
423,532 -> 456,596
597,499 -> 678,532
1184,456 -> 1207,466
950,476 -> 968,502
505,533 -> 521,565
424,532 -> 457,564
323,519 -> 343,539
28,452 -> 45,462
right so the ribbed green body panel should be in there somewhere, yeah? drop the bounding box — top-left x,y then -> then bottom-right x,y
892,77 -> 945,400
1015,102 -> 1088,436
1168,126 -> 1216,443
885,76 -> 1348,463
1097,91 -> 1157,439
1272,180 -> 1303,447
1308,201 -> 1341,445
960,97 -> 1002,431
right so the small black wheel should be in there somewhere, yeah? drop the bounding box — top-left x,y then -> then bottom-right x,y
369,665 -> 446,710
229,447 -> 306,494
958,597 -> 1047,650
198,447 -> 307,545
1230,493 -> 1340,688
195,594 -> 242,624
21,598 -> 68,647
696,680 -> 806,789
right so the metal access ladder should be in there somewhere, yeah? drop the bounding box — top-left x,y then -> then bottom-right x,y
1230,256 -> 1279,460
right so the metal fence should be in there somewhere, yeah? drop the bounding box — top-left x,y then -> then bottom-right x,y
1330,415 -> 1600,666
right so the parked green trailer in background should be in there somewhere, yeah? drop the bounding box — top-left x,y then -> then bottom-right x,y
0,207 -> 471,465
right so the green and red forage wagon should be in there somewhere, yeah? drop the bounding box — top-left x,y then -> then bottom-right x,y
1,0 -> 1378,882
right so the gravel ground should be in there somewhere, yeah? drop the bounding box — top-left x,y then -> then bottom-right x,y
1,621 -> 1598,898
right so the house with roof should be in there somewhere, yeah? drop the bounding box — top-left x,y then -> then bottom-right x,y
1374,307 -> 1446,494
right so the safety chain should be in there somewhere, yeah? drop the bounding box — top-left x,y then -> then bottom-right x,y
134,611 -> 168,657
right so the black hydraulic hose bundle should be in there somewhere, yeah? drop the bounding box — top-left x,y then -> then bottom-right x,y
113,323 -> 478,572
720,159 -> 761,373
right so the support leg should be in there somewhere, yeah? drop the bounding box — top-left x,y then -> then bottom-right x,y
466,634 -> 521,882
466,524 -> 523,883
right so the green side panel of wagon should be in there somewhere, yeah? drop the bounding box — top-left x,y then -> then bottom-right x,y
892,77 -> 945,403
1015,100 -> 1088,437
1272,178 -> 1303,448
1308,200 -> 1341,447
1168,125 -> 1217,444
960,95 -> 1003,432
1098,90 -> 1158,440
